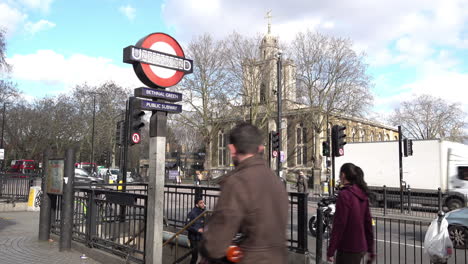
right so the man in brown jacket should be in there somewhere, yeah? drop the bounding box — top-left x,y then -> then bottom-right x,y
200,123 -> 289,263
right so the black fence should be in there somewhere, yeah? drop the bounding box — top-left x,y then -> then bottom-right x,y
49,182 -> 468,263
0,173 -> 36,202
50,184 -> 148,263
313,211 -> 468,263
163,184 -> 309,253
368,186 -> 468,219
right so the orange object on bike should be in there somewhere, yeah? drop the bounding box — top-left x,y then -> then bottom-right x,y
226,245 -> 243,263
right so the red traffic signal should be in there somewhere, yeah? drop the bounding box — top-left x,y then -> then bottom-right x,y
332,125 -> 346,157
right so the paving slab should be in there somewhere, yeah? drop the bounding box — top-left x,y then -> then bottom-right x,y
0,211 -> 101,264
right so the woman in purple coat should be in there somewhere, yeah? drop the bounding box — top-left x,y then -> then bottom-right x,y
327,163 -> 375,264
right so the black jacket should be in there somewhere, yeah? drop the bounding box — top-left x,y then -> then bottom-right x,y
186,206 -> 205,241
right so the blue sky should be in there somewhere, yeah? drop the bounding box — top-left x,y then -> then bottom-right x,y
1,0 -> 467,117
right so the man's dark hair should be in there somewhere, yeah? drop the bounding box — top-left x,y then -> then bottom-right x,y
195,197 -> 203,205
229,122 -> 263,155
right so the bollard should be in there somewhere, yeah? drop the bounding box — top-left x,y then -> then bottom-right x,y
60,148 -> 75,251
38,150 -> 52,241
407,185 -> 412,214
438,188 -> 442,212
315,208 -> 324,264
383,185 -> 387,216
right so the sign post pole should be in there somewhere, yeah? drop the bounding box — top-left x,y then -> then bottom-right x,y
123,33 -> 191,264
146,110 -> 167,263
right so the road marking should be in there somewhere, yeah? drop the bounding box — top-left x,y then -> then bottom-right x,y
376,239 -> 423,249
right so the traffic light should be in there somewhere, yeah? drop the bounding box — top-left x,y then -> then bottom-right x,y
332,125 -> 346,157
403,138 -> 413,157
128,97 -> 145,145
115,120 -> 125,146
322,141 -> 330,157
271,131 -> 280,151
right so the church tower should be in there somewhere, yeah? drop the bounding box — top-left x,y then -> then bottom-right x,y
242,12 -> 296,108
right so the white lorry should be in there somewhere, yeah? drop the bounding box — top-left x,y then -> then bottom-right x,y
334,139 -> 468,211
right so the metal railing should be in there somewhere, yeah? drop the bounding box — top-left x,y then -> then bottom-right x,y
314,214 -> 468,264
51,184 -> 148,263
368,186 -> 468,218
0,173 -> 36,202
163,184 -> 309,254
163,210 -> 213,264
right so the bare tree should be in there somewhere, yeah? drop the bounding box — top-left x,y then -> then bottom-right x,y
177,34 -> 233,170
289,30 -> 373,171
0,80 -> 19,103
0,28 -> 10,73
389,94 -> 467,142
170,118 -> 203,153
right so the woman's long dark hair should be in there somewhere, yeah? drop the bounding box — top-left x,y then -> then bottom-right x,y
340,163 -> 370,196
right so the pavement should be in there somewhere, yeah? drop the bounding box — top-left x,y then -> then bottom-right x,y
0,211 -> 101,264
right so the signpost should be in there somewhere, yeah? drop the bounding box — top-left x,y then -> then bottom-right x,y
123,32 -> 190,264
45,159 -> 64,195
0,149 -> 4,160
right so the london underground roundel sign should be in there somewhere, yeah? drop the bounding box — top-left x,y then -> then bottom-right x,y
123,33 -> 193,88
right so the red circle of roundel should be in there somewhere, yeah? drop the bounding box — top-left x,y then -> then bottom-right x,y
135,33 -> 186,88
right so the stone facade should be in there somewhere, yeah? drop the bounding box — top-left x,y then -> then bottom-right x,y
209,30 -> 398,186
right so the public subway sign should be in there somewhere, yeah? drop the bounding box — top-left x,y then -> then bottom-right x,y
136,98 -> 182,113
134,87 -> 182,102
123,33 -> 193,88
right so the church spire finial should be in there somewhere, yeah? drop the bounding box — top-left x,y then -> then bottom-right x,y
265,10 -> 272,34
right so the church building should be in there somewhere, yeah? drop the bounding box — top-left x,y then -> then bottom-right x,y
209,21 -> 398,190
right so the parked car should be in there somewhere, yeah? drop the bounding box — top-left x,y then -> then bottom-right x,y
445,207 -> 468,248
64,168 -> 104,185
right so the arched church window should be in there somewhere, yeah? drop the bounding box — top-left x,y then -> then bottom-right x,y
296,124 -> 307,166
260,83 -> 267,103
360,130 -> 365,142
218,130 -> 227,166
352,128 -> 356,142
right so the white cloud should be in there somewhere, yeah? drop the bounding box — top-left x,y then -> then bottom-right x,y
0,3 -> 27,35
18,0 -> 54,12
161,0 -> 468,60
7,50 -> 142,93
373,69 -> 468,116
119,5 -> 136,21
24,19 -> 55,35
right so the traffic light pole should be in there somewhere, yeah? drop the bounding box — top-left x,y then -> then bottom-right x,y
121,99 -> 129,184
1,103 -> 5,171
398,125 -> 404,213
331,153 -> 335,196
276,51 -> 282,179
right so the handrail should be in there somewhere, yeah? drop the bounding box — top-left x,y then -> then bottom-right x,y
163,210 -> 212,247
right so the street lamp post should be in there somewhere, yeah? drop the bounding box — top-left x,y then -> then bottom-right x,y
88,92 -> 104,168
1,103 -> 6,171
276,51 -> 282,179
91,94 -> 96,166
